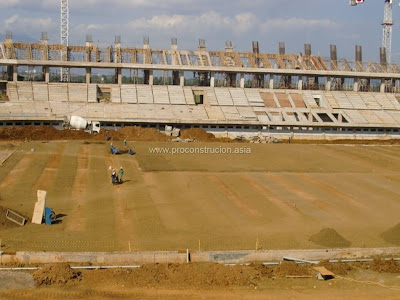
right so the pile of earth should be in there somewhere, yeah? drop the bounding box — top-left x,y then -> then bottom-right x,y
82,263 -> 260,289
0,126 -> 226,143
319,261 -> 353,275
274,262 -> 313,277
33,263 -> 82,286
0,126 -> 92,141
0,205 -> 28,230
381,223 -> 400,245
180,128 -> 217,142
309,228 -> 351,248
292,139 -> 400,145
359,259 -> 400,273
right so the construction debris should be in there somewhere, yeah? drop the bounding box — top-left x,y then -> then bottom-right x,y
5,209 -> 26,226
164,125 -> 181,137
313,266 -> 335,280
283,257 -> 320,265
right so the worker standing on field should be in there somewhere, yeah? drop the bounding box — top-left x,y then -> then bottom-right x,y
123,139 -> 127,150
119,167 -> 124,183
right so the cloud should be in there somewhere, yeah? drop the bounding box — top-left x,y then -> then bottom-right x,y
261,18 -> 338,32
128,11 -> 258,35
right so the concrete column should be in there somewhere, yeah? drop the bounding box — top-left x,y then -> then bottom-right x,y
240,73 -> 245,88
180,71 -> 185,87
12,66 -> 18,82
210,72 -> 215,88
117,68 -> 122,85
297,79 -> 303,90
380,80 -> 386,93
149,70 -> 154,86
353,80 -> 359,92
43,66 -> 50,83
86,67 -> 91,84
269,78 -> 274,90
325,78 -> 331,91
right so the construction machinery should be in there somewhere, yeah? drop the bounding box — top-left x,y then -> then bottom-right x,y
64,116 -> 101,134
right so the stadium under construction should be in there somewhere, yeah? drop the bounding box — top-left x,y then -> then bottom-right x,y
1,33 -> 400,140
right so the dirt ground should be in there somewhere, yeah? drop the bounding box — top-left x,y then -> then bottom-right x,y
0,261 -> 400,299
0,140 -> 400,252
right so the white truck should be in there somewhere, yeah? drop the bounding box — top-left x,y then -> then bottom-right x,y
64,116 -> 101,134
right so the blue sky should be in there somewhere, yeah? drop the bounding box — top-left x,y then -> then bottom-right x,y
0,0 -> 399,63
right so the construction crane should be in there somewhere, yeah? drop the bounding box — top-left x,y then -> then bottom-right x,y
61,0 -> 69,81
350,0 -> 395,63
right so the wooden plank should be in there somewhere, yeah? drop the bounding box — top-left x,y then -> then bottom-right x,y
313,267 -> 335,277
32,190 -> 46,224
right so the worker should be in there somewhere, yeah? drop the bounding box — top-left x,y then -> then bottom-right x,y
119,167 -> 124,183
111,169 -> 117,185
105,131 -> 109,141
123,139 -> 127,150
110,143 -> 114,154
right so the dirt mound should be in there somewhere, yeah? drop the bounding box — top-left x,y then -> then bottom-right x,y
359,259 -> 400,273
180,128 -> 216,142
0,126 -> 92,141
381,223 -> 400,245
0,206 -> 28,230
33,263 -> 82,286
309,228 -> 351,248
83,263 -> 260,289
0,126 -> 173,142
116,126 -> 171,142
318,261 -> 353,275
275,262 -> 312,277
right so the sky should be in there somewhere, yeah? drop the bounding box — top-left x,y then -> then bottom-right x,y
0,0 -> 399,63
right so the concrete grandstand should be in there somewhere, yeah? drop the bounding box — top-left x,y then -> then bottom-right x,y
1,34 -> 400,139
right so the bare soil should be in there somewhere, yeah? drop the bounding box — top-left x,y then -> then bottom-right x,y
0,142 -> 400,252
33,263 -> 82,286
0,262 -> 399,299
381,223 -> 400,245
309,228 -> 352,248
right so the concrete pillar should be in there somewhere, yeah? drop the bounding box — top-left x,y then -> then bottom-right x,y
210,72 -> 215,88
380,80 -> 386,93
325,78 -> 331,91
149,70 -> 154,86
269,78 -> 274,90
44,66 -> 50,83
12,66 -> 18,82
180,71 -> 185,87
86,67 -> 91,84
116,68 -> 122,85
240,73 -> 245,88
297,79 -> 303,90
353,80 -> 359,92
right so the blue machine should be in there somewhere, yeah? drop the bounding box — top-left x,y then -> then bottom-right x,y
111,147 -> 118,155
45,207 -> 53,225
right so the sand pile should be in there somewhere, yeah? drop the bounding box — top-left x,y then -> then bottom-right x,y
381,223 -> 400,245
180,128 -> 216,142
33,263 -> 82,286
309,228 -> 351,248
275,262 -> 312,277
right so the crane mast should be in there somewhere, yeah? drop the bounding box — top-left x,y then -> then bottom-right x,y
382,0 -> 394,63
61,0 -> 69,82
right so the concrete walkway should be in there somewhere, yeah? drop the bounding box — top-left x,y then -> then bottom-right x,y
1,247 -> 400,265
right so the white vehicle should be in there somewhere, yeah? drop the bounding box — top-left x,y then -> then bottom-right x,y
64,116 -> 101,134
